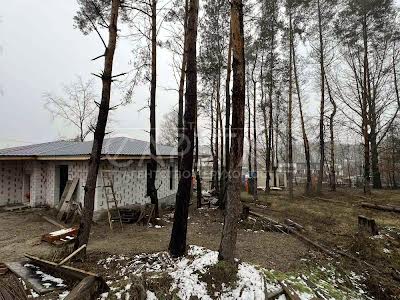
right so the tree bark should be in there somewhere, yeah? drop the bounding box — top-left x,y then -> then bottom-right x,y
149,0 -> 159,218
287,11 -> 294,201
326,74 -> 336,191
178,0 -> 189,175
169,0 -> 199,257
316,0 -> 326,195
292,41 -> 311,195
74,0 -> 120,253
221,25 -> 232,208
251,54 -> 258,200
195,112 -> 202,208
362,14 -> 371,195
266,2 -> 276,193
218,0 -> 245,263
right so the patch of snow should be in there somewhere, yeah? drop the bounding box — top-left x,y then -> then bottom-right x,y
221,263 -> 265,300
28,289 -> 39,298
146,290 -> 158,300
383,248 -> 391,254
58,290 -> 70,299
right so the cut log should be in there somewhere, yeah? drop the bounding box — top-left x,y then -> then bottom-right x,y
241,205 -> 250,220
64,276 -> 103,300
358,215 -> 379,236
361,202 -> 400,213
58,245 -> 87,266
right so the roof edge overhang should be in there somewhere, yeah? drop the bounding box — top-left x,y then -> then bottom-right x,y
0,155 -> 179,161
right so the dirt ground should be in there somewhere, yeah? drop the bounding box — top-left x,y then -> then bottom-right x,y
0,186 -> 399,298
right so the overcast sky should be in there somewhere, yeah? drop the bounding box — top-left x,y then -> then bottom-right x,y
0,0 -> 179,148
1,1 -> 400,148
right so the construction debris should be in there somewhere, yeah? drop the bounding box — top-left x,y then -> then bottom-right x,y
24,254 -> 109,292
5,260 -> 65,294
361,202 -> 400,213
41,227 -> 78,246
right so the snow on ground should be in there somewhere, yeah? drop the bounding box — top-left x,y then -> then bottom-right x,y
94,245 -> 373,300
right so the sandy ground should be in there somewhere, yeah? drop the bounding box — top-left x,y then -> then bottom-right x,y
1,187 -> 399,298
0,206 -> 307,272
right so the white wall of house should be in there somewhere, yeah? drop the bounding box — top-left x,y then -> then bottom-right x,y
0,158 -> 178,211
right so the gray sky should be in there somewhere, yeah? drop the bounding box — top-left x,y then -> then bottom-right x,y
0,0 -> 178,147
1,1 -> 399,148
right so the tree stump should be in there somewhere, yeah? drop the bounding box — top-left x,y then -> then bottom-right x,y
358,215 -> 379,236
241,205 -> 250,220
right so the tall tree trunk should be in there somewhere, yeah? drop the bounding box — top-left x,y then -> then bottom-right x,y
74,0 -> 120,253
316,0 -> 326,194
215,80 -> 220,194
169,0 -> 199,257
218,0 -> 245,263
149,0 -> 159,218
210,82 -> 215,190
195,112 -> 202,208
178,0 -> 189,175
287,11 -> 294,201
266,4 -> 276,193
221,25 -> 232,208
362,14 -> 371,195
326,75 -> 336,191
251,56 -> 258,200
292,42 -> 311,195
247,67 -> 252,177
260,59 -> 269,190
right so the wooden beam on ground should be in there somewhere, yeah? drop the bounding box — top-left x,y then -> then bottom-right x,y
279,281 -> 301,300
64,276 -> 103,300
250,211 -> 336,255
361,202 -> 400,213
58,245 -> 86,266
41,216 -> 66,229
284,219 -> 304,231
266,287 -> 284,299
24,254 -> 107,286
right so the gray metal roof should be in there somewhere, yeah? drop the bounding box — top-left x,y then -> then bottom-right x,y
0,137 -> 177,158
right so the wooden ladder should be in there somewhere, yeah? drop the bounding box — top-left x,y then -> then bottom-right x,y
102,172 -> 123,230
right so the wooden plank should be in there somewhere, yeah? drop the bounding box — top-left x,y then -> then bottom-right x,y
57,180 -> 72,211
58,245 -> 87,266
42,216 -> 66,229
57,178 -> 79,220
5,260 -> 63,294
3,205 -> 29,212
